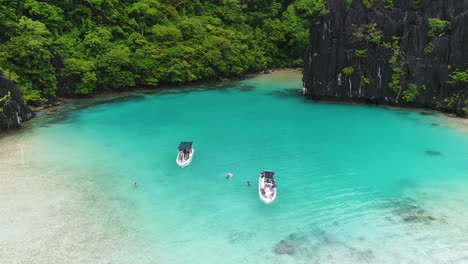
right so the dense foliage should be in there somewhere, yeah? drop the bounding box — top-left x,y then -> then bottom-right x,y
0,0 -> 326,103
427,18 -> 451,37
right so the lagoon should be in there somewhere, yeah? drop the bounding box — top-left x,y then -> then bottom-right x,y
1,71 -> 468,264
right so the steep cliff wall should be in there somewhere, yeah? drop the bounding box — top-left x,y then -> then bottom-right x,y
0,73 -> 34,132
303,0 -> 468,116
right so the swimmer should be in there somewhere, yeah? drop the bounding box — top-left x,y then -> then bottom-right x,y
226,173 -> 233,179
134,182 -> 139,188
246,181 -> 250,187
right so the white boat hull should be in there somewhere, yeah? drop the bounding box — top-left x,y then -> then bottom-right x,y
176,149 -> 195,168
259,176 -> 276,204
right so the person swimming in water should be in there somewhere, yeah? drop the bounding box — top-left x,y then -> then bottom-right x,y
134,182 -> 139,188
226,173 -> 233,179
246,181 -> 250,187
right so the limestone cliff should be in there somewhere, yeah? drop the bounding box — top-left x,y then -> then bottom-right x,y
0,73 -> 34,132
303,0 -> 468,116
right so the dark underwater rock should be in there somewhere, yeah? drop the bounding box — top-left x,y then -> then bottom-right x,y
303,0 -> 468,117
391,197 -> 437,224
273,233 -> 310,255
0,72 -> 34,132
425,150 -> 441,156
274,240 -> 295,255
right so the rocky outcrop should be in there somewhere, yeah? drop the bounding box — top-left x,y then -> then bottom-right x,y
0,73 -> 34,132
303,0 -> 468,116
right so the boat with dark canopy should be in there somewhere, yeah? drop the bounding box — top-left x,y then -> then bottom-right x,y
177,142 -> 194,167
258,170 -> 277,204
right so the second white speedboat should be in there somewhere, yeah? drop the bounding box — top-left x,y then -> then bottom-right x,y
259,170 -> 277,204
176,142 -> 194,168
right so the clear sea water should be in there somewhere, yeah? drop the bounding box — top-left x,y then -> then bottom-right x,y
1,71 -> 468,264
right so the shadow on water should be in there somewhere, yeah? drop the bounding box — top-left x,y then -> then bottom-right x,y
40,94 -> 146,125
138,85 -> 230,96
38,80 -> 257,126
425,150 -> 442,156
266,88 -> 302,98
430,123 -> 439,126
419,111 -> 437,116
139,81 -> 252,96
394,111 -> 436,117
78,94 -> 146,110
391,110 -> 421,121
236,84 -> 255,92
393,110 -> 411,115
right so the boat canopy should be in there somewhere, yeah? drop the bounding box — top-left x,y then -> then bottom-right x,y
178,142 -> 193,150
264,171 -> 275,179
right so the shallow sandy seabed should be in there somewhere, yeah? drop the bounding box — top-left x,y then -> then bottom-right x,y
0,134 -> 161,264
1,71 -> 468,264
1,118 -> 468,264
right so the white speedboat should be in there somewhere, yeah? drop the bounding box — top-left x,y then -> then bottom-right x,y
176,142 -> 194,168
259,171 -> 277,204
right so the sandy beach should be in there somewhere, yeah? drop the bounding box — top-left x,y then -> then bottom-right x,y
0,133 -> 156,264
444,115 -> 468,134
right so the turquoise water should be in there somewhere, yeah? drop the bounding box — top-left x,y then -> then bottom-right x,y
2,72 -> 468,263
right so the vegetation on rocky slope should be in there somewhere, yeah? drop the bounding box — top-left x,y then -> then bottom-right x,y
0,0 -> 326,104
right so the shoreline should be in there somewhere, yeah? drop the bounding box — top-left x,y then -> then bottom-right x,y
55,68 -> 301,100
29,68 -> 300,112
0,68 -> 300,137
304,98 -> 468,134
442,114 -> 468,134
7,68 -> 468,136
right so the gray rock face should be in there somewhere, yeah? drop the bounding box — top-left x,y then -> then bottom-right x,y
0,73 -> 34,132
303,0 -> 468,116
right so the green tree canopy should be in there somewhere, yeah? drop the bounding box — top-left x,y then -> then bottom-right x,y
0,0 -> 328,102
